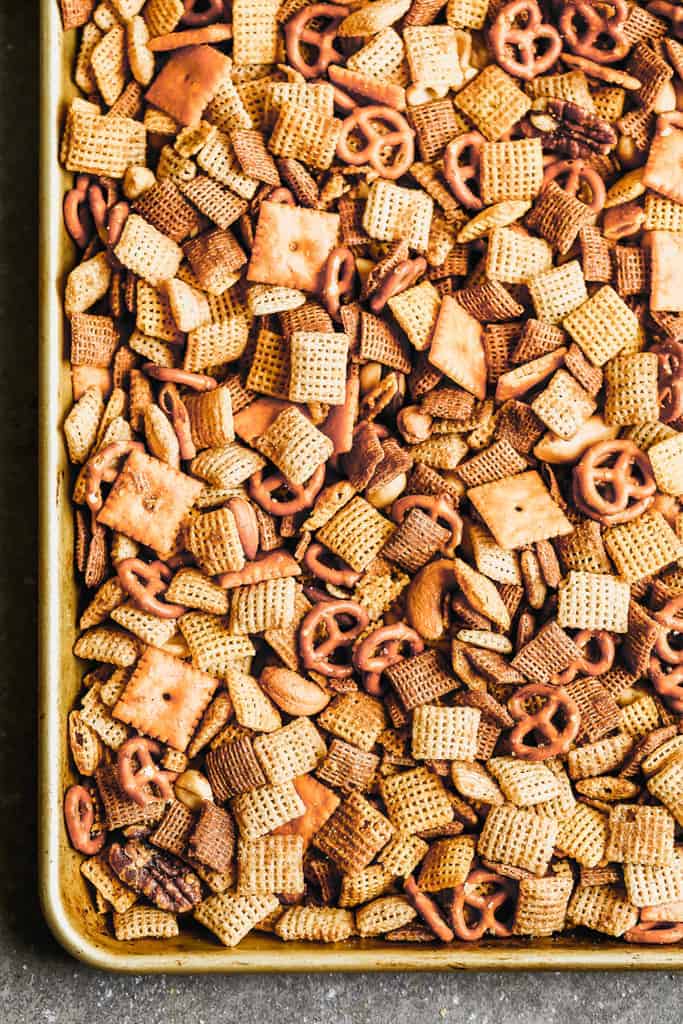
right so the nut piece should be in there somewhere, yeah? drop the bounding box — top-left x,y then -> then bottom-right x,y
366,472 -> 408,509
259,666 -> 330,716
174,769 -> 214,810
123,165 -> 156,200
397,406 -> 433,445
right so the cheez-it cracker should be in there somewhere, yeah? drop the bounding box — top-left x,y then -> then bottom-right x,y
58,0 -> 683,954
97,449 -> 202,558
247,202 -> 340,293
113,647 -> 219,753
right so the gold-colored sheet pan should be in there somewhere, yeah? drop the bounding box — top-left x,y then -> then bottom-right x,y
37,0 -> 682,971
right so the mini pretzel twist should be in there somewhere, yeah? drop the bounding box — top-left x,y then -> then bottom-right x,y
117,557 -> 187,619
508,683 -> 581,760
284,3 -> 349,78
368,257 -> 427,313
451,869 -> 516,940
142,364 -> 218,392
117,737 -> 178,807
299,598 -> 369,678
543,157 -> 606,212
392,493 -> 463,558
303,541 -> 361,589
404,875 -> 455,942
353,622 -> 424,695
625,919 -> 683,944
652,340 -> 683,424
649,658 -> 683,715
489,0 -> 562,80
64,784 -> 105,855
159,383 -> 196,461
652,595 -> 683,665
181,0 -> 226,26
552,629 -> 616,685
63,174 -> 93,248
443,132 -> 485,211
337,105 -> 415,180
248,464 -> 326,516
88,183 -> 130,247
647,0 -> 683,39
321,246 -> 356,319
649,596 -> 683,713
85,440 -> 145,513
266,186 -> 297,206
559,0 -> 630,64
572,439 -> 656,526
227,497 -> 260,561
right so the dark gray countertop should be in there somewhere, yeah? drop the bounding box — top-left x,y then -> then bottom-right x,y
2,4 -> 678,1020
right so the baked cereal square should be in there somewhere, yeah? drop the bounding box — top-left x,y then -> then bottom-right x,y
97,449 -> 202,557
113,647 -> 219,752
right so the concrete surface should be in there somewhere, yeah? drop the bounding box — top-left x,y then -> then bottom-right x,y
0,3 -> 678,1021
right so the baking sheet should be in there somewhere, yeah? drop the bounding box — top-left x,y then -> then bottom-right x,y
37,0 -> 682,971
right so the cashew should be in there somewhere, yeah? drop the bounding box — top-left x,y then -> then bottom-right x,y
406,559 -> 459,641
359,362 -> 383,394
174,769 -> 213,811
366,472 -> 407,509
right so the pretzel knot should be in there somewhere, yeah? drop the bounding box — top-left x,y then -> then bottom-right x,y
85,440 -> 145,514
64,784 -> 105,855
181,0 -> 226,26
625,919 -> 683,944
508,683 -> 581,760
304,541 -> 361,589
443,131 -> 485,211
543,157 -> 606,213
249,464 -> 326,516
284,3 -> 349,78
321,246 -> 356,319
649,595 -> 683,713
489,0 -> 562,79
451,869 -> 516,940
368,256 -> 427,313
299,598 -> 369,678
337,105 -> 415,180
353,622 -> 424,695
117,557 -> 187,619
88,183 -> 130,247
63,174 -> 93,248
652,339 -> 683,424
572,439 -> 656,526
392,492 -> 463,558
552,629 -> 615,685
117,737 -> 178,807
652,595 -> 683,664
559,0 -> 630,65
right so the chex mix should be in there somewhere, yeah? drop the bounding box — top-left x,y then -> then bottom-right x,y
59,0 -> 683,949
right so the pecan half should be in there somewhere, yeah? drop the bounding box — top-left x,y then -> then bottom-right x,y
531,99 -> 617,158
109,840 -> 202,913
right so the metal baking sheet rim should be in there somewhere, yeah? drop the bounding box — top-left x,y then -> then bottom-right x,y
37,0 -> 682,972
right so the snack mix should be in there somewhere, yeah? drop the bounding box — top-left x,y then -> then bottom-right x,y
59,0 -> 683,949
